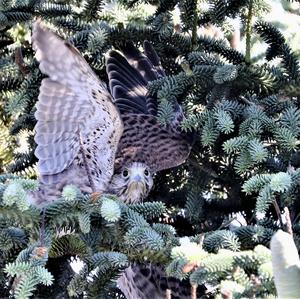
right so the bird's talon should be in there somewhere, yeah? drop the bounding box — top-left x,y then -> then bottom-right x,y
91,192 -> 102,202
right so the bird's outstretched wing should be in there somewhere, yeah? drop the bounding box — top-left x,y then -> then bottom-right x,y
32,21 -> 123,189
107,42 -> 193,173
107,41 -> 164,116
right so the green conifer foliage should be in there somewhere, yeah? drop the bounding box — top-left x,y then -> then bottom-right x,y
2,0 -> 300,297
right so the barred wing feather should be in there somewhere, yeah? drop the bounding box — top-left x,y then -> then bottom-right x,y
107,43 -> 193,173
32,21 -> 123,187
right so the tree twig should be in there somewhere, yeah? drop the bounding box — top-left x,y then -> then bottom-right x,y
273,199 -> 283,228
15,47 -> 29,76
191,0 -> 199,50
245,0 -> 253,63
40,207 -> 45,247
284,207 -> 293,236
217,216 -> 238,230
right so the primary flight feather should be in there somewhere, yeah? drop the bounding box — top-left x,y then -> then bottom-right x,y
31,21 -> 192,206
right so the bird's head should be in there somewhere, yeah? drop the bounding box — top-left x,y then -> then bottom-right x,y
110,162 -> 153,203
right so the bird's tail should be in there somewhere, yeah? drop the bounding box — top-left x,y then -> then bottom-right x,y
117,264 -> 206,299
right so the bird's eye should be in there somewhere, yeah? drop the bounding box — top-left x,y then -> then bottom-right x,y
122,169 -> 129,178
144,169 -> 149,177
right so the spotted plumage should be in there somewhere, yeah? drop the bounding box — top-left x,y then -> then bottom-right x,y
31,21 -> 193,206
118,264 -> 206,299
31,21 -> 195,299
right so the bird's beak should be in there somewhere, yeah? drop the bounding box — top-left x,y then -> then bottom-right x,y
125,175 -> 147,203
132,175 -> 142,182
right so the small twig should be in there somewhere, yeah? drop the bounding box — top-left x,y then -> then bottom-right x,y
198,233 -> 205,248
273,199 -> 283,228
191,284 -> 197,299
217,216 -> 238,230
239,95 -> 253,106
191,0 -> 199,50
188,158 -> 219,178
11,276 -> 22,292
230,21 -> 240,49
284,207 -> 293,236
287,161 -> 295,173
15,47 -> 29,76
79,132 -> 96,193
183,261 -> 199,273
245,0 -> 253,63
292,213 -> 300,225
174,24 -> 181,33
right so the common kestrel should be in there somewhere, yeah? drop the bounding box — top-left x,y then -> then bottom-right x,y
31,21 -> 193,206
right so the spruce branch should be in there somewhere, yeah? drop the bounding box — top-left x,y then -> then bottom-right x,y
254,21 -> 300,79
0,1 -> 300,297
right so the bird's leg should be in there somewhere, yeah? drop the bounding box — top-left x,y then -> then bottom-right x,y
90,192 -> 102,203
79,141 -> 102,202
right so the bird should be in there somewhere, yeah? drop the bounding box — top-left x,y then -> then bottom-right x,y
30,20 -> 193,207
30,21 -> 199,299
